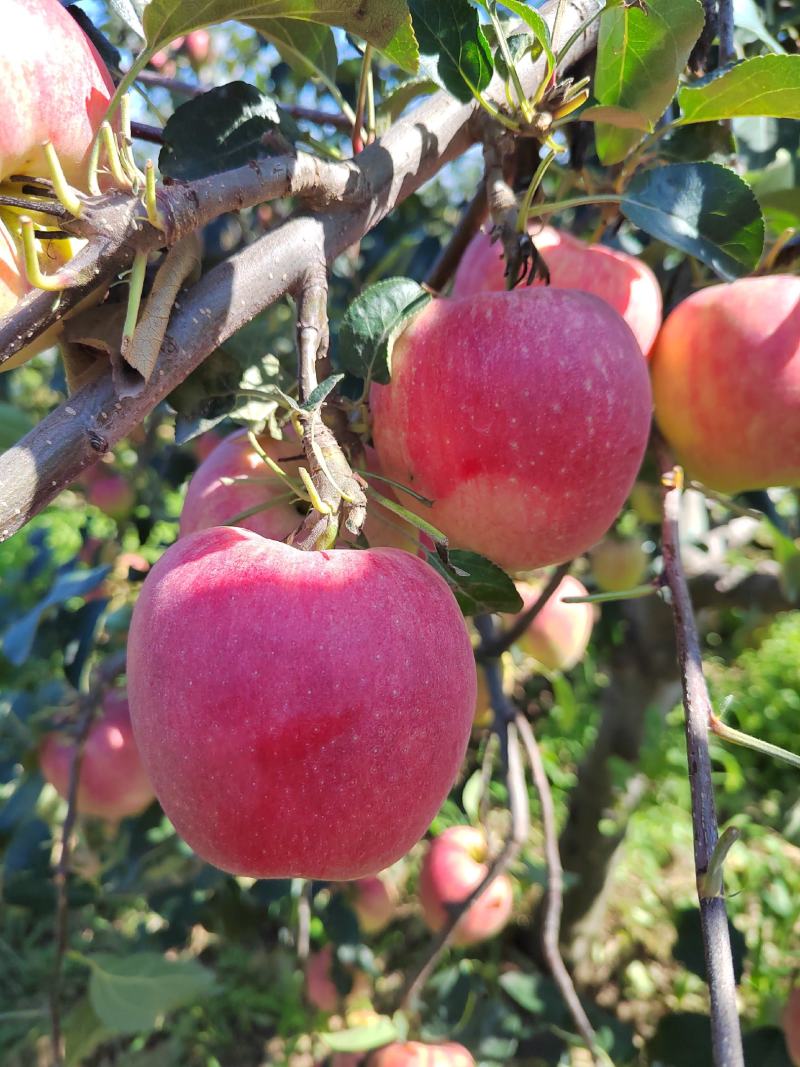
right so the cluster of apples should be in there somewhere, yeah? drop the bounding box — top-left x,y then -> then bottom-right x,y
0,0 -> 115,368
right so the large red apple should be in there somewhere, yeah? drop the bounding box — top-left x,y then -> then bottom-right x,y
181,429 -> 418,552
451,225 -> 662,356
512,574 -> 594,672
651,275 -> 800,493
1,0 -> 114,187
127,528 -> 476,879
418,825 -> 513,946
371,289 -> 652,572
369,1042 -> 475,1066
39,691 -> 154,821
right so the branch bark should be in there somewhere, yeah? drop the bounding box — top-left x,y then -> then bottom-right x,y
0,0 -> 602,540
658,443 -> 744,1067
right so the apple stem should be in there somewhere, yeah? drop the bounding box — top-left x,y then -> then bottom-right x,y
43,143 -> 83,219
100,123 -> 133,192
710,712 -> 800,771
120,251 -> 149,358
18,218 -> 72,292
699,827 -> 742,900
658,436 -> 745,1067
119,96 -> 145,190
144,161 -> 166,230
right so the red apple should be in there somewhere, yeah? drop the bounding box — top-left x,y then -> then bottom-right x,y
348,876 -> 396,934
1,0 -> 114,187
305,945 -> 340,1014
511,575 -> 594,671
371,289 -> 652,572
39,691 -> 154,821
418,825 -> 512,946
181,429 -> 418,552
784,986 -> 800,1067
369,1043 -> 474,1067
651,275 -> 800,493
589,537 -> 648,593
451,225 -> 662,356
127,528 -> 476,879
86,473 -> 135,522
185,30 -> 211,65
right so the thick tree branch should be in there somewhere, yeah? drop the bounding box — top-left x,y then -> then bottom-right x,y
0,0 -> 601,539
658,442 -> 744,1067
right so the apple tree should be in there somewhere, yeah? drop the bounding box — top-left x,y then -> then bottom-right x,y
1,0 -> 800,1065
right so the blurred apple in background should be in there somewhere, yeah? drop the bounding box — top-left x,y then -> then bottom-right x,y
589,537 -> 649,593
511,574 -> 594,672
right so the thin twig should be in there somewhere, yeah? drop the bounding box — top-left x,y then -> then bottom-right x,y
50,651 -> 126,1066
131,121 -> 165,145
477,563 -> 571,660
657,437 -> 744,1067
399,706 -> 529,1011
717,0 -> 736,66
297,880 -> 312,962
424,187 -> 488,293
515,713 -> 602,1064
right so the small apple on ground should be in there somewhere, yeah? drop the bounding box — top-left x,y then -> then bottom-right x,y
651,275 -> 800,493
371,289 -> 652,572
509,575 -> 594,672
419,825 -> 512,946
451,225 -> 662,356
127,529 -> 476,879
589,537 -> 649,593
39,691 -> 154,821
369,1041 -> 475,1066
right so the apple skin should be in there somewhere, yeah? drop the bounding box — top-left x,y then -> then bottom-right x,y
305,945 -> 340,1014
418,826 -> 513,946
86,473 -> 135,522
369,1042 -> 475,1067
181,429 -> 418,552
651,275 -> 800,493
39,691 -> 155,821
589,537 -> 648,593
127,528 -> 476,880
512,575 -> 594,672
451,225 -> 662,356
349,876 -> 396,934
1,0 -> 114,186
784,986 -> 800,1067
371,289 -> 652,573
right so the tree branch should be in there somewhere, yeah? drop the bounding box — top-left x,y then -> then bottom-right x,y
0,0 -> 602,540
717,0 -> 736,66
515,712 -> 601,1064
657,440 -> 744,1067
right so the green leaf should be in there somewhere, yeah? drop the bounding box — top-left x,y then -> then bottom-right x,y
79,951 -> 216,1035
621,162 -> 764,280
580,103 -> 651,130
159,82 -> 298,181
142,1 -> 419,74
593,0 -> 705,164
337,278 -> 430,385
499,970 -> 545,1014
375,77 -> 439,132
167,348 -> 242,421
426,550 -> 524,616
408,0 -> 493,103
259,18 -> 338,83
734,0 -> 785,54
461,769 -> 484,824
63,998 -> 109,1067
659,121 -> 736,162
678,55 -> 800,125
302,373 -> 344,412
320,1016 -> 399,1052
498,0 -> 555,80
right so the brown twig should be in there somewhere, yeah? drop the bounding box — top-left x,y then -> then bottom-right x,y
657,437 -> 744,1067
131,121 -> 165,145
424,187 -> 488,293
399,707 -> 529,1012
515,713 -> 601,1063
50,651 -> 126,1067
476,563 -> 571,660
717,0 -> 736,66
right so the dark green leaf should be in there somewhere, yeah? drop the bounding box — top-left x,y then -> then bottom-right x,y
302,373 -> 345,412
167,348 -> 242,421
498,0 -> 554,78
81,951 -> 216,1035
0,774 -> 43,832
63,598 -> 109,691
673,907 -> 745,984
2,565 -> 111,667
593,0 -> 705,164
159,82 -> 298,181
426,550 -> 524,616
659,121 -> 736,162
408,0 -> 493,103
621,163 -> 764,280
646,1013 -> 713,1067
142,0 -> 419,74
259,18 -> 338,84
499,971 -> 545,1014
337,278 -> 430,384
678,55 -> 800,125
742,1027 -> 795,1067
